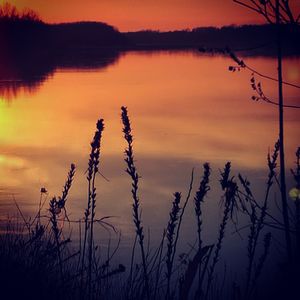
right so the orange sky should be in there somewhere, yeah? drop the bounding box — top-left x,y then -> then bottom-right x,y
4,0 -> 295,31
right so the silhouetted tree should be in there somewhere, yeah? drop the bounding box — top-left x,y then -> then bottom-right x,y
0,2 -> 41,23
233,0 -> 300,263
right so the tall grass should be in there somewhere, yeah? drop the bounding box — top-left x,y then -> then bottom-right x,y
0,108 -> 298,300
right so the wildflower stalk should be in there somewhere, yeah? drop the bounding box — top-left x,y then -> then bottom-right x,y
121,106 -> 149,299
205,163 -> 237,300
59,163 -> 76,211
246,140 -> 279,296
81,148 -> 94,270
88,119 -> 104,299
55,163 -> 76,224
80,119 -> 104,299
48,164 -> 75,283
171,170 -> 194,270
166,192 -> 181,300
194,163 -> 211,297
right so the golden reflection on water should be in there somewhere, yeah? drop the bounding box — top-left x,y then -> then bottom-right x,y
0,52 -> 299,224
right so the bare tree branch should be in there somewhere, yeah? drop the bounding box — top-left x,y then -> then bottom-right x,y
233,0 -> 299,24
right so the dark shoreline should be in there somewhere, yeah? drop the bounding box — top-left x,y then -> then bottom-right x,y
1,20 -> 300,55
1,20 -> 299,100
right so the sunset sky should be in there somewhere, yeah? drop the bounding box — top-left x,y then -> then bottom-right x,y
5,0 -> 300,31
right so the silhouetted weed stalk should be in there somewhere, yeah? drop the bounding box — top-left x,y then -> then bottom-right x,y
0,107 -> 298,300
49,163 -> 76,281
121,106 -> 150,299
205,163 -> 238,300
166,192 -> 181,299
80,118 -> 106,299
194,163 -> 211,297
243,141 -> 279,298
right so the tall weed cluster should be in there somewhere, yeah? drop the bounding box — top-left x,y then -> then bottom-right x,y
0,107 -> 298,300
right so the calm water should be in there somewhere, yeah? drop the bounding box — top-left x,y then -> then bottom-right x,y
0,51 -> 299,266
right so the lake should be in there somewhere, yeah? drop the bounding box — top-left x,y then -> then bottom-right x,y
0,51 -> 299,269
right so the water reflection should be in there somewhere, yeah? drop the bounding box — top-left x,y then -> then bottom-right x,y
0,51 -> 299,237
0,49 -> 122,101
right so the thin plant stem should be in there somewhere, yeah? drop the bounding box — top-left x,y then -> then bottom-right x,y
246,141 -> 279,296
205,164 -> 237,300
121,106 -> 150,299
194,163 -> 211,297
166,192 -> 181,300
